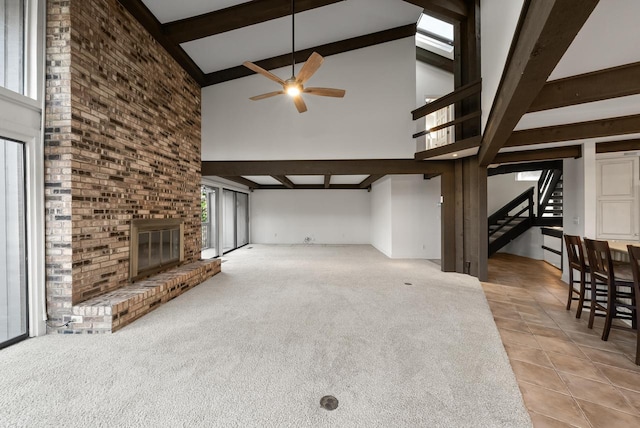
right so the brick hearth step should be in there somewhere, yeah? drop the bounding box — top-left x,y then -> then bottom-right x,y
68,259 -> 221,333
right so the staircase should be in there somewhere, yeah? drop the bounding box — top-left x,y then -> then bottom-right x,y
488,169 -> 564,256
537,168 -> 563,225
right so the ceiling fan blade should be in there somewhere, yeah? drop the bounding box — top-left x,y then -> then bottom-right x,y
293,96 -> 307,113
249,90 -> 285,101
296,52 -> 324,84
243,61 -> 285,85
303,87 -> 346,98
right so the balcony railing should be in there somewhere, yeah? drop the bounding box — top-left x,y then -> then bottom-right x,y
412,78 -> 482,160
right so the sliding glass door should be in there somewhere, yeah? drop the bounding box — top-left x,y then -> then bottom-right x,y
201,186 -> 218,258
0,138 -> 27,348
222,189 -> 249,254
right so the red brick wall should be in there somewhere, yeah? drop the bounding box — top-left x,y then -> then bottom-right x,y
45,0 -> 202,321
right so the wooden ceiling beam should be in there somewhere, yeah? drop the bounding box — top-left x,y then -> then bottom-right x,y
487,160 -> 563,176
529,62 -> 640,112
416,47 -> 454,73
202,24 -> 416,86
492,146 -> 582,164
414,136 -> 481,160
116,0 -> 205,84
596,139 -> 640,154
220,176 -> 260,189
272,175 -> 294,189
505,114 -> 640,147
358,174 -> 385,189
258,184 -> 363,190
163,0 -> 344,45
403,0 -> 467,23
202,158 -> 451,176
477,0 -> 600,166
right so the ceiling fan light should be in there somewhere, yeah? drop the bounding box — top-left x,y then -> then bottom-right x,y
286,84 -> 301,97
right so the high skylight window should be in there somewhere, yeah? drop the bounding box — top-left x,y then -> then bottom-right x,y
416,13 -> 454,58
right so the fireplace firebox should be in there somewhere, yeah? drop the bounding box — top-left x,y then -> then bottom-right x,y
130,219 -> 184,281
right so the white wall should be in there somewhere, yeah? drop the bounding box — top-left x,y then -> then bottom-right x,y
391,175 -> 441,259
415,61 -> 454,151
488,173 -> 537,215
202,37 -> 417,161
250,190 -> 370,244
480,0 -> 525,132
370,177 -> 392,257
561,156 -> 585,282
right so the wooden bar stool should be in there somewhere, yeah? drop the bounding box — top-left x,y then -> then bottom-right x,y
584,238 -> 636,341
563,234 -> 607,318
626,245 -> 640,365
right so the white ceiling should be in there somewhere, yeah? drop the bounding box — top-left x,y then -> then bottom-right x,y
142,0 -> 422,74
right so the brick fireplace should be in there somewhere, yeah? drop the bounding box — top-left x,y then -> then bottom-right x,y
44,0 -> 219,333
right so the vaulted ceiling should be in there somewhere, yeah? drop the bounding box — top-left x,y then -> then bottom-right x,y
118,0 -> 640,189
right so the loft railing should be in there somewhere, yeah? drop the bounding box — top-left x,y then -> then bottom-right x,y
412,78 -> 482,160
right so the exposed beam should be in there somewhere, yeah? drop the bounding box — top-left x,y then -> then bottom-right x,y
403,0 -> 467,22
164,0 -> 344,44
116,0 -> 205,84
492,146 -> 582,164
220,176 -> 260,189
596,139 -> 640,154
416,47 -> 454,73
478,0 -> 600,166
358,174 -> 385,189
488,160 -> 563,176
258,184 -> 363,190
272,175 -> 294,189
202,159 -> 451,176
505,114 -> 640,148
203,24 -> 416,86
414,135 -> 481,160
324,175 -> 331,189
529,62 -> 640,112
411,79 -> 481,120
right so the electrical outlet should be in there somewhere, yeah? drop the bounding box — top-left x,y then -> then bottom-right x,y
70,315 -> 83,324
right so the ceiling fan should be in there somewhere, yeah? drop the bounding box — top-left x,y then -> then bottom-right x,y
242,0 -> 345,113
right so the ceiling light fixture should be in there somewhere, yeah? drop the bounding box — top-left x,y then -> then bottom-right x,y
242,0 -> 345,113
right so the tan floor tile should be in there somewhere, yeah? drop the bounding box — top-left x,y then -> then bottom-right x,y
492,306 -> 524,321
500,328 -> 540,349
547,352 -> 608,382
529,411 -> 584,428
579,346 -> 640,373
483,290 -> 512,303
505,343 -> 554,368
559,372 -> 638,415
536,336 -> 587,359
528,324 -> 570,340
596,364 -> 640,393
577,399 -> 640,428
494,316 -> 531,333
511,360 -> 569,393
518,382 -> 589,428
521,313 -> 560,327
619,388 -> 640,414
565,331 -> 622,352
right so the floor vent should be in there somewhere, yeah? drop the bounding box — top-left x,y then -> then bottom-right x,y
320,395 -> 339,411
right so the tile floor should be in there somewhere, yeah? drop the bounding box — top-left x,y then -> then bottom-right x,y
485,253 -> 640,428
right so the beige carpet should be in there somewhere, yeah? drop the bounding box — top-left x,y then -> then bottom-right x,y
0,245 -> 531,427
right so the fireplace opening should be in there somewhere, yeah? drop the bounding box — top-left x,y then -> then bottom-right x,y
130,219 -> 184,281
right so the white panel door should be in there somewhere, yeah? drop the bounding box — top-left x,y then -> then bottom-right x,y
596,157 -> 639,240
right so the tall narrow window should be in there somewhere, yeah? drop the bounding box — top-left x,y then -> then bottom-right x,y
0,0 -> 25,95
201,186 -> 218,258
236,192 -> 248,247
0,138 -> 27,348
